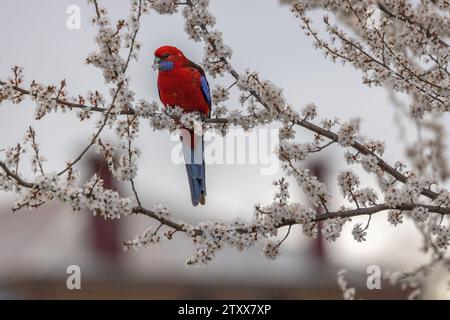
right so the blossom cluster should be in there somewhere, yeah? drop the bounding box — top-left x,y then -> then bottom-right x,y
292,0 -> 450,118
8,170 -> 135,220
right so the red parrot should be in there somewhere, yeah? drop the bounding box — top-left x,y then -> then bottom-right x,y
154,45 -> 211,206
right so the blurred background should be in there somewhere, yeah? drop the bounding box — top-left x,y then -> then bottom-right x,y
0,0 -> 449,299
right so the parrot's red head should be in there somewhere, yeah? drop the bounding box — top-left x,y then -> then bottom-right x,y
153,46 -> 186,71
155,45 -> 184,59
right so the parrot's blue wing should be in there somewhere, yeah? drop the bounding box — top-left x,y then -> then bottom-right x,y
186,59 -> 212,116
200,76 -> 211,109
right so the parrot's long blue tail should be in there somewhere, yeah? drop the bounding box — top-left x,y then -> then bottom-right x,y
181,130 -> 206,206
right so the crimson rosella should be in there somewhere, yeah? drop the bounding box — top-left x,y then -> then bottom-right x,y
154,45 -> 211,206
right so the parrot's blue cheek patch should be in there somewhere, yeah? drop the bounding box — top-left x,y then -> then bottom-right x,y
159,61 -> 174,71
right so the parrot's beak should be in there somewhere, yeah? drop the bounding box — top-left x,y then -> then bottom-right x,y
152,57 -> 160,71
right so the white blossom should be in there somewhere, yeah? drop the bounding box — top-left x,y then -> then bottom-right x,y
301,103 -> 317,120
360,155 -> 380,174
149,0 -> 178,15
337,170 -> 360,200
434,189 -> 450,207
124,226 -> 162,251
411,206 -> 429,223
322,218 -> 346,242
354,187 -> 378,207
435,226 -> 450,250
352,223 -> 367,242
211,85 -> 229,105
262,241 -> 279,260
337,119 -> 359,146
388,210 -> 403,227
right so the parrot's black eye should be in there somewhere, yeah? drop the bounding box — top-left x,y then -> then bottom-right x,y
161,53 -> 170,60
